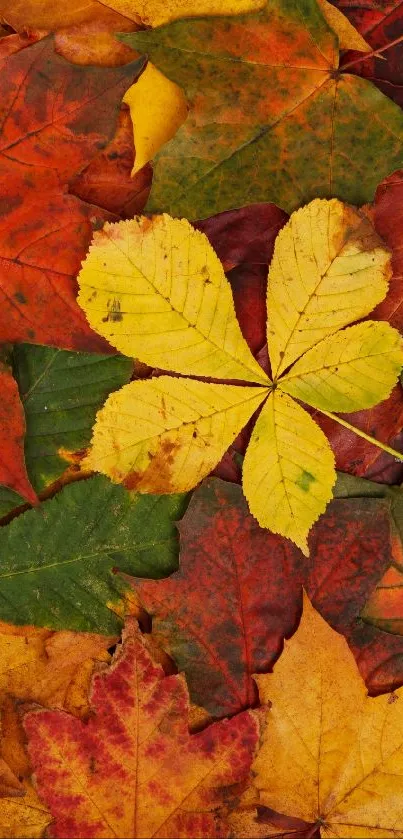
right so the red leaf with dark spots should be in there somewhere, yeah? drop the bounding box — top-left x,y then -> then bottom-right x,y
126,478 -> 304,719
0,189 -> 114,351
0,38 -> 144,188
0,37 -> 146,351
306,496 -> 403,694
195,203 -> 288,270
0,363 -> 37,505
0,31 -> 38,60
330,0 -> 402,37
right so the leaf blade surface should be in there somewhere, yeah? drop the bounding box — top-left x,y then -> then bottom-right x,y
267,199 -> 391,377
242,391 -> 336,554
280,320 -> 403,412
85,377 -> 268,492
253,595 -> 403,837
78,215 -> 269,383
24,618 -> 261,838
0,476 -> 187,632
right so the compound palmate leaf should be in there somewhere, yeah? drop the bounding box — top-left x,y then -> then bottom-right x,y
280,320 -> 403,412
267,199 -> 391,377
78,199 -> 403,554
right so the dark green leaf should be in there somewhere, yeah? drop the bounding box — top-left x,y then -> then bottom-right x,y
0,475 -> 188,633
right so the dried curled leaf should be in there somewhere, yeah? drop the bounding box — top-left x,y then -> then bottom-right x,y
78,199 -> 402,553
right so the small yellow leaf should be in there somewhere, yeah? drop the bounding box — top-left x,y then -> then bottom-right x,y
84,376 -> 268,492
242,391 -> 335,554
279,320 -> 403,413
124,63 -> 188,175
78,215 -> 268,384
106,0 -> 265,26
316,0 -> 371,51
267,198 -> 392,378
253,593 -> 403,837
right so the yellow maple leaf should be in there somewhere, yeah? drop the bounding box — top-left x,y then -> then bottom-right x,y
251,592 -> 403,838
77,198 -> 403,554
0,621 -> 115,838
0,621 -> 113,715
315,0 -> 371,52
0,707 -> 50,839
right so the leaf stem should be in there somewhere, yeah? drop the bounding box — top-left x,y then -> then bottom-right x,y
341,34 -> 403,71
316,407 -> 403,462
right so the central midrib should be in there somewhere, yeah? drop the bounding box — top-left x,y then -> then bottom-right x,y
0,537 -> 175,578
94,228 -> 270,384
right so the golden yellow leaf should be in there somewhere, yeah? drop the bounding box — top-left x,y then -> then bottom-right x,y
267,199 -> 392,378
242,391 -> 335,555
0,0 -> 125,29
316,0 -> 371,51
0,622 -> 112,714
280,320 -> 403,413
0,780 -> 50,839
78,215 -> 268,384
253,592 -> 403,837
0,709 -> 50,839
84,376 -> 268,492
124,64 -> 188,175
106,0 -> 264,26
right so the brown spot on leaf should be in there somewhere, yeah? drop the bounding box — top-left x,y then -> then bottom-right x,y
124,438 -> 180,493
102,298 -> 123,323
14,291 -> 27,304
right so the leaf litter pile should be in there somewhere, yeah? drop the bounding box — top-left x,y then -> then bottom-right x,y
3,1 -> 403,837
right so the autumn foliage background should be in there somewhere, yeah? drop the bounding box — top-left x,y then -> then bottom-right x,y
1,0 -> 403,837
